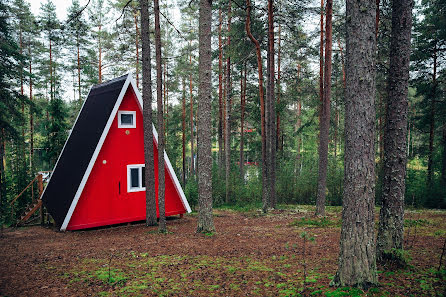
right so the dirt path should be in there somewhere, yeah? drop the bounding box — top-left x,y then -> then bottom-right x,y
1,206 -> 445,296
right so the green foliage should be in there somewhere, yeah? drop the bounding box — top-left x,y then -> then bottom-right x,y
380,248 -> 411,268
404,218 -> 430,227
290,217 -> 340,228
184,178 -> 198,209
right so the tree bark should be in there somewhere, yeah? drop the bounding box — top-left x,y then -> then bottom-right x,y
218,8 -> 224,170
134,10 -> 140,88
277,23 -> 282,152
29,43 -> 34,172
140,0 -> 157,226
240,62 -> 246,180
77,37 -> 81,104
246,0 -> 268,212
98,24 -> 102,83
0,129 -> 4,234
267,0 -> 276,209
197,0 -> 215,233
427,48 -> 437,187
182,77 -> 186,186
296,64 -> 302,163
441,122 -> 446,188
189,51 -> 195,178
332,0 -> 378,288
153,0 -> 166,233
319,0 -> 324,121
376,0 -> 413,263
316,0 -> 333,217
225,0 -> 232,204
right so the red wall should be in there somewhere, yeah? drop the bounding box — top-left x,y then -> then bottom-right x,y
67,88 -> 186,230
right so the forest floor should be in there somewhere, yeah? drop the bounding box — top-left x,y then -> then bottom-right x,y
0,205 -> 445,297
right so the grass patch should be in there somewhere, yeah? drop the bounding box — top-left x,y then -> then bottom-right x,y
289,217 -> 340,228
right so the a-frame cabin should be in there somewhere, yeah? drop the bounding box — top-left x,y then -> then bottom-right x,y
41,74 -> 191,231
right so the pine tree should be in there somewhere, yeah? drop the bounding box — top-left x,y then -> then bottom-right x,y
376,0 -> 413,264
332,0 -> 378,287
140,0 -> 157,226
196,0 -> 215,233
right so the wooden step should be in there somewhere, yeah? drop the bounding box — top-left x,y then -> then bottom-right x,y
17,199 -> 42,225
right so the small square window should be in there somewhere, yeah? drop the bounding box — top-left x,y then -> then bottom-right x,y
118,111 -> 136,128
127,164 -> 146,192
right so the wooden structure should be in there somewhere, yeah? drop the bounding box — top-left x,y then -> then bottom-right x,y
41,74 -> 191,231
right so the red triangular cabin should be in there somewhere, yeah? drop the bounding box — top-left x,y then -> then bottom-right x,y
41,74 -> 191,231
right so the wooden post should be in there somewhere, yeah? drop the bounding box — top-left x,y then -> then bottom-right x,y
38,174 -> 44,225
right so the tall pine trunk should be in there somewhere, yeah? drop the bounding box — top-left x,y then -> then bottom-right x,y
267,0 -> 276,209
182,77 -> 186,186
140,0 -> 157,226
218,8 -> 224,169
225,0 -> 232,204
277,23 -> 282,152
134,11 -> 140,88
319,0 -> 324,120
196,0 -> 215,233
153,0 -> 166,233
296,64 -> 302,164
427,48 -> 437,187
332,0 -> 377,287
189,51 -> 195,178
376,0 -> 413,263
246,0 -> 268,212
77,36 -> 81,104
316,0 -> 333,216
240,62 -> 246,180
29,43 -> 34,172
98,24 -> 102,83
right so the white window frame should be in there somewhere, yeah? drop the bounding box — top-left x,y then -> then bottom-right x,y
127,164 -> 146,192
118,111 -> 136,128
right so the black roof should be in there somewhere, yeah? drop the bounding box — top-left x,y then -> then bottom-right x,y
41,74 -> 128,228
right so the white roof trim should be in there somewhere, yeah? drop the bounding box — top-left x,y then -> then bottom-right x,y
60,74 -> 132,231
152,123 -> 192,213
60,74 -> 190,231
131,77 -> 191,213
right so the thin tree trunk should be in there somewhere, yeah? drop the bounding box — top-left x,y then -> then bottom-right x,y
49,39 -> 53,102
441,122 -> 446,187
218,8 -> 223,169
19,28 -> 25,163
98,24 -> 102,83
246,0 -> 267,212
332,0 -> 377,287
225,0 -> 232,204
189,53 -> 195,178
377,0 -> 413,262
297,64 -> 302,163
140,0 -> 157,226
182,77 -> 186,186
77,36 -> 81,104
316,0 -> 333,217
134,10 -> 140,88
196,0 -> 215,233
277,23 -> 282,152
153,0 -> 166,233
427,48 -> 437,187
240,63 -> 246,180
268,0 -> 276,209
319,0 -> 324,120
376,0 -> 380,39
163,60 -> 167,140
0,129 -> 4,234
29,44 -> 34,172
